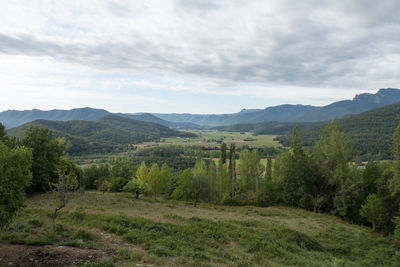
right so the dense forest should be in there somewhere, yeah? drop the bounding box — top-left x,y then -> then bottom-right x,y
277,102 -> 400,160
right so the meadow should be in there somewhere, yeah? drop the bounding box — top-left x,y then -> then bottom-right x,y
1,191 -> 399,266
163,130 -> 281,148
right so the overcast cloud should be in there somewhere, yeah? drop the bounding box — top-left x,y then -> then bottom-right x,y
0,0 -> 399,113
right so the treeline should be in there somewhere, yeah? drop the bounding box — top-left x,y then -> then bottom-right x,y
0,124 -> 80,229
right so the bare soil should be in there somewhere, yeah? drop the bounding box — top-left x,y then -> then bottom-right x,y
0,243 -> 108,267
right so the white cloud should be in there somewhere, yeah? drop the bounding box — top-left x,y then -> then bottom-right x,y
0,0 -> 399,113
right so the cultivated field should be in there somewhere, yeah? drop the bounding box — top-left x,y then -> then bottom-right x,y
163,130 -> 281,148
1,192 -> 398,266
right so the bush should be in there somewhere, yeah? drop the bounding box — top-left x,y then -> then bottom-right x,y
108,177 -> 129,192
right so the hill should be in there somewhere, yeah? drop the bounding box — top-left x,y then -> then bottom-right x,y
0,192 -> 397,266
154,88 -> 400,126
7,115 -> 195,155
276,102 -> 400,159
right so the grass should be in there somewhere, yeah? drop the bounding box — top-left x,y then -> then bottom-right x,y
1,191 -> 399,266
164,130 -> 281,148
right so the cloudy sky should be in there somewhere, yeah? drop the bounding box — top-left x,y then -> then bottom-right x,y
1,0 -> 399,114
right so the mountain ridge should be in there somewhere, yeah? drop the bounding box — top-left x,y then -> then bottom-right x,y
1,88 -> 400,128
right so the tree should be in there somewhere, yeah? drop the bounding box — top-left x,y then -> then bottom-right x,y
22,126 -> 65,192
190,159 -> 210,206
51,167 -> 79,220
0,123 -> 6,141
229,143 -> 236,198
136,161 -> 149,182
0,142 -> 32,229
124,178 -> 150,199
239,149 -> 261,193
159,163 -> 172,196
360,194 -> 386,232
264,157 -> 272,182
312,119 -> 353,212
274,126 -> 315,208
218,143 -> 227,201
208,157 -> 217,201
148,163 -> 161,196
392,115 -> 400,195
171,169 -> 193,201
98,180 -> 110,194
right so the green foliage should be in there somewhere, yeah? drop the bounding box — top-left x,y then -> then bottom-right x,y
123,179 -> 150,199
159,163 -> 173,196
360,194 -> 386,232
22,126 -> 65,191
148,163 -> 161,196
277,102 -> 400,160
171,169 -> 193,201
108,177 -> 129,192
0,141 -> 32,229
392,115 -> 400,195
239,149 -> 261,193
82,163 -> 111,189
8,115 -> 195,155
274,127 -> 315,208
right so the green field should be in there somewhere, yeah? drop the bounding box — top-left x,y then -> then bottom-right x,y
1,192 -> 398,266
164,130 -> 282,148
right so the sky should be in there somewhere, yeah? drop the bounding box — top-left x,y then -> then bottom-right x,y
0,0 -> 399,114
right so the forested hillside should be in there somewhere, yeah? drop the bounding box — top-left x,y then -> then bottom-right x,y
7,115 -> 195,155
277,102 -> 400,159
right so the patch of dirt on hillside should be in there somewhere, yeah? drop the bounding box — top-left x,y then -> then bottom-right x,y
0,243 -> 108,267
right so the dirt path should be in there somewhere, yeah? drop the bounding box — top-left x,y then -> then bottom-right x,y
0,243 -> 108,267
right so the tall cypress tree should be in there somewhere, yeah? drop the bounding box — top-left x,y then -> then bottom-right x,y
229,143 -> 236,198
218,143 -> 227,201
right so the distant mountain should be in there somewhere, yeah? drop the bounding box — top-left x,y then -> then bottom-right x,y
2,88 -> 400,129
276,101 -> 400,160
154,88 -> 400,126
7,115 -> 195,155
0,108 -> 202,130
154,104 -> 319,126
288,88 -> 400,122
0,107 -> 110,129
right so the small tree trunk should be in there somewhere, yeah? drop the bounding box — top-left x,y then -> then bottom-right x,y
135,190 -> 139,199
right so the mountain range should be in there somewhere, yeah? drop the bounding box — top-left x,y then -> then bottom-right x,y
1,88 -> 400,130
154,88 -> 400,125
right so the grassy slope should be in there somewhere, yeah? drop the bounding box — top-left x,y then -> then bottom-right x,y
1,192 -> 398,266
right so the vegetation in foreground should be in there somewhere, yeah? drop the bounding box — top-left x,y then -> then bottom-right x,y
1,191 -> 399,266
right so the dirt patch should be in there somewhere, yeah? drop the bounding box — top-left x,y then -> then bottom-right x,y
0,243 -> 109,267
